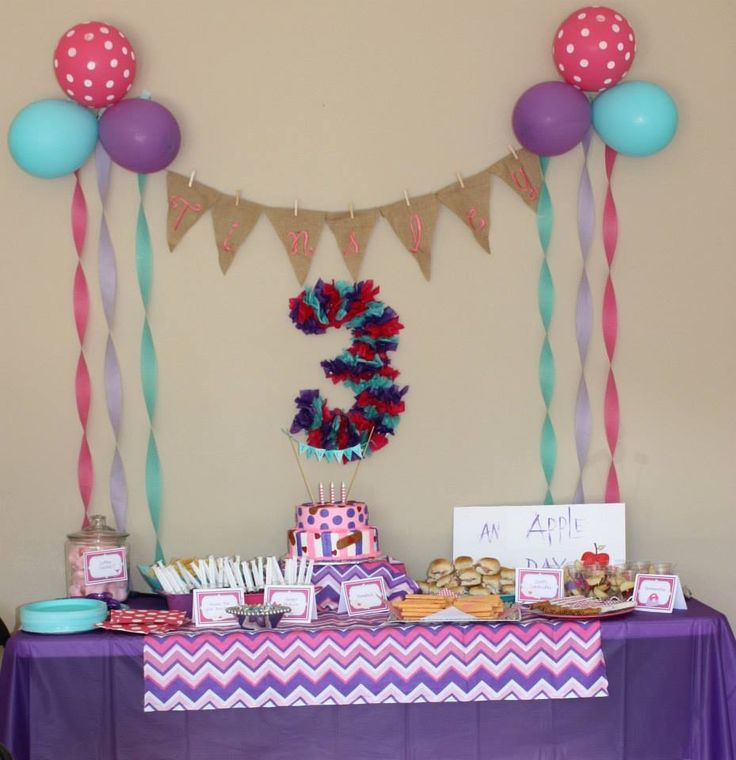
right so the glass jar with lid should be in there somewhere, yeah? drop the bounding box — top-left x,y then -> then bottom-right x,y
65,515 -> 130,601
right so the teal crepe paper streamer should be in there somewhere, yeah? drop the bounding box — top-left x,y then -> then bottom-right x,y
136,174 -> 164,562
536,157 -> 556,505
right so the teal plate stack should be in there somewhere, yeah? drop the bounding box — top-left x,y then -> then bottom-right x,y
19,598 -> 108,634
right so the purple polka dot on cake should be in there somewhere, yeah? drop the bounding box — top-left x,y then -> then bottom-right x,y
320,509 -> 329,517
347,509 -> 355,517
320,523 -> 329,530
333,516 -> 343,525
307,516 -> 315,525
348,522 -> 356,529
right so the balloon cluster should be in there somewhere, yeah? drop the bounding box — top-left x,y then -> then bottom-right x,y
8,21 -> 180,179
512,6 -> 677,158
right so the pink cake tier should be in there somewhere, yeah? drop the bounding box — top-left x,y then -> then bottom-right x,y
288,501 -> 380,560
295,501 -> 369,530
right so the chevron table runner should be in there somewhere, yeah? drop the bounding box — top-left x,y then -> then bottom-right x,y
143,618 -> 608,711
312,559 -> 420,611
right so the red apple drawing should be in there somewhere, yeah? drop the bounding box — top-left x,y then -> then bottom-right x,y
580,544 -> 609,566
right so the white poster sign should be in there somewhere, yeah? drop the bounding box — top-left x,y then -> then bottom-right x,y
453,503 -> 626,569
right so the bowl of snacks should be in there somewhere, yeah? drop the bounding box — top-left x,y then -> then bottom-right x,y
607,565 -> 637,599
226,603 -> 291,629
564,562 -> 637,601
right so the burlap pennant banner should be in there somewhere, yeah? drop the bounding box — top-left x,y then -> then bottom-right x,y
166,172 -> 221,251
380,193 -> 439,281
489,149 -> 542,211
437,170 -> 492,254
165,148 -> 540,281
211,195 -> 263,274
265,208 -> 326,285
326,208 -> 379,281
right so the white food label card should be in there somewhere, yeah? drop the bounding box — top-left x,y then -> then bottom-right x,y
264,585 -> 317,623
632,574 -> 687,613
192,588 -> 244,628
83,547 -> 128,585
338,578 -> 389,616
515,568 -> 563,603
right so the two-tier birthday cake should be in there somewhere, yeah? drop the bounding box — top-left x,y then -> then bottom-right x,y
287,500 -> 380,561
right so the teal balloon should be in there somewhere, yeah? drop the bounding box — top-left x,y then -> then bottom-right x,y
8,99 -> 98,178
592,81 -> 678,157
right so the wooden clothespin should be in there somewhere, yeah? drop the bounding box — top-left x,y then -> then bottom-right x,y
455,171 -> 465,189
294,199 -> 299,217
403,190 -> 411,207
508,145 -> 520,160
235,190 -> 240,206
188,170 -> 196,188
349,203 -> 355,220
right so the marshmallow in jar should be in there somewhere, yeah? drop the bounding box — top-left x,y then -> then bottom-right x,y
65,515 -> 130,601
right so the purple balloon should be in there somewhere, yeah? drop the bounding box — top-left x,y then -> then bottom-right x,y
99,99 -> 181,173
512,82 -> 591,156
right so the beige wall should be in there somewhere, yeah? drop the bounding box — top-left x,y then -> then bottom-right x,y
1,0 -> 735,627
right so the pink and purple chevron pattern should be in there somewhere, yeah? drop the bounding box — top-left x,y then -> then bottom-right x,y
143,619 -> 608,711
313,559 -> 419,611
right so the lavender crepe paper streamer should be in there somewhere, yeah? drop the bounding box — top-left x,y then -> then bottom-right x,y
574,130 -> 594,503
96,143 -> 128,532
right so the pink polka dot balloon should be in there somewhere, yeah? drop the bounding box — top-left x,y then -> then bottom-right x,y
552,6 -> 636,93
53,21 -> 136,109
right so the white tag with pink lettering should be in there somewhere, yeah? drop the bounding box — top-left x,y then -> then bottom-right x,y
515,568 -> 563,604
192,588 -> 245,628
338,578 -> 389,616
632,574 -> 687,613
264,585 -> 317,623
83,547 -> 127,585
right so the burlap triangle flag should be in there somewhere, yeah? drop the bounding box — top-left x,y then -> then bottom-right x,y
166,172 -> 221,251
265,207 -> 325,285
326,208 -> 379,281
437,170 -> 492,254
211,195 -> 263,274
489,149 -> 542,211
380,193 -> 439,280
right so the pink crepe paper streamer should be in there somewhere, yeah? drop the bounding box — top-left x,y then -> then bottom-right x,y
602,146 -> 620,502
72,170 -> 93,527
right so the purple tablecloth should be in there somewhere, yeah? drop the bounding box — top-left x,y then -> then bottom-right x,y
1,599 -> 735,760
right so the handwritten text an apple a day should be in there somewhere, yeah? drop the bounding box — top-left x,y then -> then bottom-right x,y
479,505 -> 584,568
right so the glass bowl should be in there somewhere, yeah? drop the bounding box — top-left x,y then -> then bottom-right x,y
226,603 -> 291,629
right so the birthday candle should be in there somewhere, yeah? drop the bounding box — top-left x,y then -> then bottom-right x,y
340,481 -> 346,503
330,481 -> 335,503
319,482 -> 325,504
